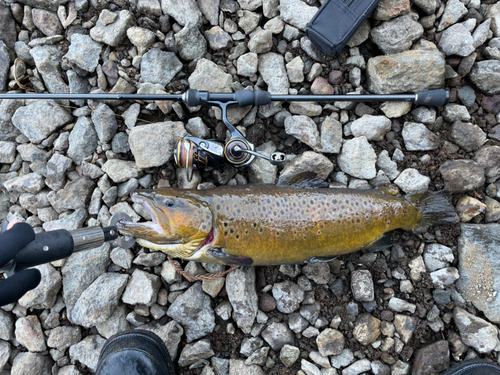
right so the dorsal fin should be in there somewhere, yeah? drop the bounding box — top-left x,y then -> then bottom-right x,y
277,171 -> 328,188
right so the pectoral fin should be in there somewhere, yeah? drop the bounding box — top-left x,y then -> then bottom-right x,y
207,249 -> 254,266
306,255 -> 339,263
277,171 -> 328,189
364,233 -> 393,253
376,184 -> 400,196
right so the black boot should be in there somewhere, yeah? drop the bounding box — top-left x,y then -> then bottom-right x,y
441,359 -> 500,375
96,330 -> 176,375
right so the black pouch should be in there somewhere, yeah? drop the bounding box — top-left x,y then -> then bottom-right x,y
306,0 -> 381,57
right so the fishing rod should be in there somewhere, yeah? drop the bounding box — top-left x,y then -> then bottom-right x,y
0,88 -> 449,180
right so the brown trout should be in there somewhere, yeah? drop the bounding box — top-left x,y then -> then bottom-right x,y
117,173 -> 458,266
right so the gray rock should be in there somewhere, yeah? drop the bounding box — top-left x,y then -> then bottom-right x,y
3,172 -> 45,194
161,0 -> 202,27
179,339 -> 214,367
0,42 -> 8,92
411,106 -> 436,125
0,4 -> 17,50
140,48 -> 182,86
96,304 -> 130,339
11,353 -> 53,375
167,282 -> 215,342
62,243 -> 111,319
226,267 -> 258,334
30,45 -> 68,93
261,322 -> 294,351
412,341 -> 450,375
351,115 -> 391,141
15,315 -> 46,352
316,328 -> 344,356
367,50 -> 445,94
284,115 -> 320,150
338,136 -> 377,179
92,103 -> 118,143
331,348 -> 355,369
300,302 -> 320,324
122,269 -> 161,306
0,310 -> 13,341
424,244 -> 454,272
376,150 -> 400,181
247,141 -> 278,184
402,122 -> 439,151
0,99 -> 23,141
280,344 -> 300,367
439,160 -> 485,193
122,103 -> 141,129
485,196 -> 500,223
456,196 -> 486,222
302,263 -> 331,284
351,270 -> 374,302
388,297 -> 416,313
141,320 -> 184,359
353,313 -> 381,345
18,264 -> 61,309
438,23 -> 475,57
127,27 -> 156,56
112,132 -> 130,154
45,153 -> 72,190
278,0 -> 318,31
318,115 -> 343,154
71,273 -> 129,327
176,25 -> 208,61
343,359 -> 372,375
394,168 -> 430,193
380,101 -> 412,118
371,15 -> 423,54
43,207 -> 87,231
0,141 -> 16,163
289,102 -> 322,117
456,224 -> 500,323
69,335 -> 106,372
188,58 -> 232,92
229,359 -> 264,375
185,117 -> 209,138
0,340 -> 10,371
469,60 -> 500,95
205,26 -> 232,51
67,117 -> 98,165
286,56 -> 304,83
258,53 -> 289,94
437,0 -> 468,31
449,121 -> 486,152
430,267 -> 459,289
129,121 -> 187,169
32,8 -> 62,36
272,280 -> 304,314
371,360 -> 391,375
248,29 -> 272,54
393,314 -> 417,344
473,19 -> 492,48
12,100 -> 72,142
237,52 -> 258,77
101,159 -> 139,183
474,146 -> 500,183
48,176 -> 95,213
453,307 -> 500,353
198,0 -> 219,25
47,326 -> 82,351
443,104 -> 471,122
238,10 -> 261,34
240,337 -> 263,357
301,359 -> 321,375
90,10 -> 135,46
64,34 -> 102,72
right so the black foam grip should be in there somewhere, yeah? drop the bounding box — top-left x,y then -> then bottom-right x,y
14,230 -> 74,271
414,89 -> 449,107
0,222 -> 35,267
0,268 -> 41,306
235,90 -> 272,107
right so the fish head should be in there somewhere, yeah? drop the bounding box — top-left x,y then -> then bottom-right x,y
116,189 -> 214,257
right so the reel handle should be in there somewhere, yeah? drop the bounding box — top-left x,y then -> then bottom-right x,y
233,146 -> 285,166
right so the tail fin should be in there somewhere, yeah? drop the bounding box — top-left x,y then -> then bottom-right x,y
405,191 -> 459,233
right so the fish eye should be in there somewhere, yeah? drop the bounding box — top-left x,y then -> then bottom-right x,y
165,199 -> 175,207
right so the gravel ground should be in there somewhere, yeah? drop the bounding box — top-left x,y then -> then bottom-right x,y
1,0 -> 500,374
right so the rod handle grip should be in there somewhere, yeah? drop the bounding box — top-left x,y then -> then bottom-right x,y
414,89 -> 449,107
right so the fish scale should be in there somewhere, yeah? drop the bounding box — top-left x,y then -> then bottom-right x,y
208,185 -> 419,265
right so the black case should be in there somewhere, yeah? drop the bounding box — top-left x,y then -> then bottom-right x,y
306,0 -> 381,57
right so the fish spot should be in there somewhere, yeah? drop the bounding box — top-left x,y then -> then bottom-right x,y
216,204 -> 221,210
253,222 -> 257,228
333,200 -> 337,204
364,201 -> 367,206
366,215 -> 369,219
236,235 -> 240,239
356,219 -> 360,223
355,202 -> 359,206
387,221 -> 390,225
230,229 -> 234,234
263,207 -> 266,212
346,200 -> 349,204
224,222 -> 228,227
280,210 -> 284,215
224,231 -> 228,236
379,213 -> 383,218
259,228 -> 263,233
396,211 -> 399,215
317,231 -> 321,235
310,200 -> 314,205
267,199 -> 270,204
202,225 -> 207,230
339,214 -> 343,218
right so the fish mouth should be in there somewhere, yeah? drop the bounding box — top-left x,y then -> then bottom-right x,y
115,192 -> 165,236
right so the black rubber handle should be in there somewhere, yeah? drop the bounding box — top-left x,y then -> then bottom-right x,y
183,89 -> 272,108
14,230 -> 74,272
414,89 -> 449,107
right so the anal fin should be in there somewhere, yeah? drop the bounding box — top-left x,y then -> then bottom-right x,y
208,249 -> 253,266
364,233 -> 393,253
306,255 -> 339,263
